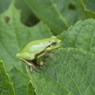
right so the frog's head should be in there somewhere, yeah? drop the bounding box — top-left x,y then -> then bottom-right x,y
46,36 -> 62,51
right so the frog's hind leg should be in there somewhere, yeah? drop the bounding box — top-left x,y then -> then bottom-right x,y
18,57 -> 40,73
29,63 -> 41,73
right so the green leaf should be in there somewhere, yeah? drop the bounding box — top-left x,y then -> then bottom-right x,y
0,61 -> 15,95
9,66 -> 31,95
27,82 -> 36,95
59,19 -> 95,53
78,0 -> 95,18
0,2 -> 52,72
14,0 -> 33,24
0,0 -> 12,14
81,0 -> 95,12
27,48 -> 95,95
25,0 -> 92,34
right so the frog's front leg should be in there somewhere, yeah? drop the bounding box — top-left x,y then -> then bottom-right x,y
37,53 -> 47,66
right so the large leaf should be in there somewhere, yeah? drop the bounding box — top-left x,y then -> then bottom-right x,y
0,2 -> 52,72
27,48 -> 95,95
59,19 -> 95,53
9,66 -> 31,95
0,61 -> 15,95
25,0 -> 93,34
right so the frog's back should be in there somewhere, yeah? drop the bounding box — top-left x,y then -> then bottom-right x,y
20,39 -> 50,54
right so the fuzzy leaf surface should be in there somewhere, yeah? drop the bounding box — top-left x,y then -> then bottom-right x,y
59,19 -> 95,53
27,48 -> 95,95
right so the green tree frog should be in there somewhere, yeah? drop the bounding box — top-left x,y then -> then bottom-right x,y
16,36 -> 62,72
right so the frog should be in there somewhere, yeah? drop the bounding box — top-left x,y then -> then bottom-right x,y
16,36 -> 62,72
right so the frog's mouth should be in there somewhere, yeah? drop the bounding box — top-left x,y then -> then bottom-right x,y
46,46 -> 61,51
45,44 -> 62,51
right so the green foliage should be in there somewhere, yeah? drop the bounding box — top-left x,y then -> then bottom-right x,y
0,0 -> 12,14
59,19 -> 95,53
0,61 -> 15,95
0,0 -> 95,95
0,2 -> 52,72
27,48 -> 95,95
27,82 -> 36,95
9,66 -> 30,95
25,0 -> 95,34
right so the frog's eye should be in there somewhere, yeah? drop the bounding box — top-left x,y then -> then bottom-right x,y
52,41 -> 57,45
